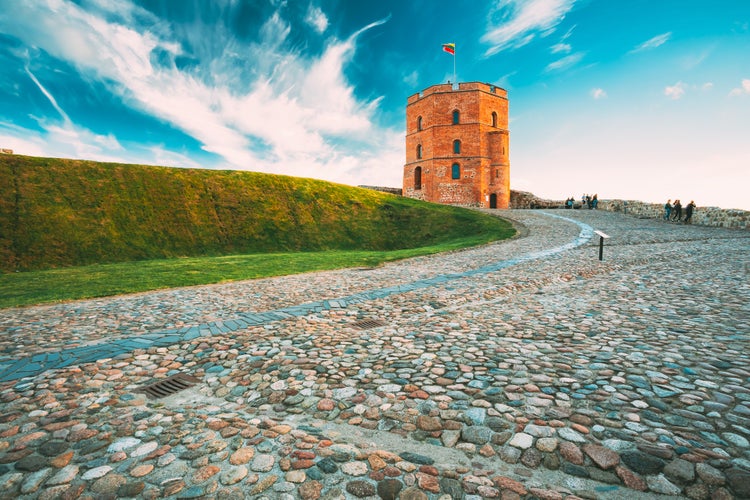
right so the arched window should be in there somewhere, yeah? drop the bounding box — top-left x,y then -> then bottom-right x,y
417,116 -> 423,131
452,109 -> 460,124
491,112 -> 497,127
452,163 -> 460,179
416,144 -> 422,159
453,139 -> 461,154
414,166 -> 422,190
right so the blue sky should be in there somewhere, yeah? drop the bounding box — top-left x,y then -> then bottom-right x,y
1,0 -> 749,209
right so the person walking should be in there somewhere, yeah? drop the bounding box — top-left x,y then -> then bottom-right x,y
664,199 -> 672,220
684,200 -> 696,224
672,199 -> 682,222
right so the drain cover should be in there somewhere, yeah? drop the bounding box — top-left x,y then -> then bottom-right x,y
351,319 -> 386,330
135,373 -> 200,399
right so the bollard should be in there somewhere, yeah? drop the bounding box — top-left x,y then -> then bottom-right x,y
594,230 -> 610,261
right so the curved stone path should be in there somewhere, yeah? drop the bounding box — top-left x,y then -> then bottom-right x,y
0,209 -> 748,499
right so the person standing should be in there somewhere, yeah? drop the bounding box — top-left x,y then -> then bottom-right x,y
684,200 -> 696,223
664,199 -> 672,220
672,199 -> 682,222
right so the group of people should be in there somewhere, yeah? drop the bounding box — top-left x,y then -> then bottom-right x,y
565,194 -> 598,209
664,199 -> 696,223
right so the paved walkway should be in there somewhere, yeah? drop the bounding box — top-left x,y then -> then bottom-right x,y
0,210 -> 748,499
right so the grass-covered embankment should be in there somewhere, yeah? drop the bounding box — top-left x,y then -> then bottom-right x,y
0,155 -> 515,307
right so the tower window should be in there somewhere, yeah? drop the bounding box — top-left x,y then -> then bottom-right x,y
452,163 -> 460,179
453,139 -> 461,154
492,112 -> 497,127
416,144 -> 422,159
414,166 -> 422,190
452,110 -> 460,124
417,116 -> 422,131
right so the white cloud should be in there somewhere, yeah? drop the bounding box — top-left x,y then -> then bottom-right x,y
21,66 -> 125,161
2,1 -> 399,187
664,81 -> 687,100
403,70 -> 419,87
630,32 -> 672,53
482,0 -> 577,56
146,146 -> 204,169
729,78 -> 750,97
545,52 -> 583,72
305,4 -> 329,34
2,116 -> 124,163
0,126 -> 48,157
550,42 -> 571,54
590,88 -> 606,99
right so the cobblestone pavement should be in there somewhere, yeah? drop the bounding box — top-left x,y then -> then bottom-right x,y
0,209 -> 748,500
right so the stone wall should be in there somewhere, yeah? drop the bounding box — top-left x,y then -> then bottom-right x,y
358,185 -> 402,196
598,200 -> 749,229
509,190 -> 564,209
362,187 -> 749,230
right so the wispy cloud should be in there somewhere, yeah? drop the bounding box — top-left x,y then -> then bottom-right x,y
305,4 -> 329,34
545,52 -> 584,72
664,81 -> 687,100
25,67 -> 72,125
590,88 -> 607,99
729,79 -> 750,97
482,0 -> 577,56
550,42 -> 571,54
23,66 -> 124,161
630,32 -> 672,53
1,1 -> 399,185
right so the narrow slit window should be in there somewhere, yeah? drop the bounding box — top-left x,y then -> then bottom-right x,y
453,140 -> 461,154
452,109 -> 460,124
414,166 -> 422,190
452,163 -> 460,179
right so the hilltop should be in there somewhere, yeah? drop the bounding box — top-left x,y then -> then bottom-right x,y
0,155 -> 515,273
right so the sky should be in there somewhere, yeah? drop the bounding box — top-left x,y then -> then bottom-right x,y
1,0 -> 749,210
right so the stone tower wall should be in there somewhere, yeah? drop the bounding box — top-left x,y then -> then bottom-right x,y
403,82 -> 510,208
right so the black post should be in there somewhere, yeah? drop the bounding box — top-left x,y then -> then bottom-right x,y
599,236 -> 604,261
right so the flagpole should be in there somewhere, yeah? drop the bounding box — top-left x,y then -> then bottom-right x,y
442,43 -> 457,85
453,44 -> 456,85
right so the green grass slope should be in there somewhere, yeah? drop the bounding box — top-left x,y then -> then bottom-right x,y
1,155 -> 514,273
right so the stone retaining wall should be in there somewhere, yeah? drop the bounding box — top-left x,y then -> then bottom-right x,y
358,185 -> 403,196
362,188 -> 749,229
510,190 -> 562,209
597,200 -> 749,229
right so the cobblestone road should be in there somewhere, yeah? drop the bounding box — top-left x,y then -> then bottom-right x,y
0,210 -> 748,499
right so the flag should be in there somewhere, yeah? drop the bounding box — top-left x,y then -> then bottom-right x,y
442,43 -> 455,55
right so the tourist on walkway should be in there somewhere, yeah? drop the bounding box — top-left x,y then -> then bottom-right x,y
592,194 -> 598,209
672,199 -> 682,222
664,200 -> 672,220
684,200 -> 696,223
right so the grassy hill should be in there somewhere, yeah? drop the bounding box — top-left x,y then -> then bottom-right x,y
1,155 -> 515,273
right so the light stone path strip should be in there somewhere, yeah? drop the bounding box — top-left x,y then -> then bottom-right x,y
0,209 -> 748,500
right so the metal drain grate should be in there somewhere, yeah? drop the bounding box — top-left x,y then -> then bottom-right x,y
135,373 -> 200,399
351,319 -> 387,330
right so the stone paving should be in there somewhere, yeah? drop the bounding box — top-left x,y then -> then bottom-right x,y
0,209 -> 748,500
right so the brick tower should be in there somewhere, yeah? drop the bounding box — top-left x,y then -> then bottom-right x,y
403,82 -> 510,208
